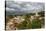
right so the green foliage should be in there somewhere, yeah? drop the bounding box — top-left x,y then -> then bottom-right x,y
17,20 -> 31,29
6,12 -> 45,29
8,15 -> 14,19
16,14 -> 44,29
38,11 -> 45,17
16,15 -> 32,29
41,18 -> 45,25
32,19 -> 41,29
17,21 -> 27,29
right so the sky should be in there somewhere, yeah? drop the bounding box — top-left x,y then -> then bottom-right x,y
6,0 -> 45,16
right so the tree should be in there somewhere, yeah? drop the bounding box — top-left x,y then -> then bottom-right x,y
16,15 -> 32,29
32,19 -> 41,29
38,11 -> 45,17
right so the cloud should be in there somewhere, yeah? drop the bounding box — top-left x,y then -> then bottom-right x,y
6,1 -> 45,15
6,7 -> 15,11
